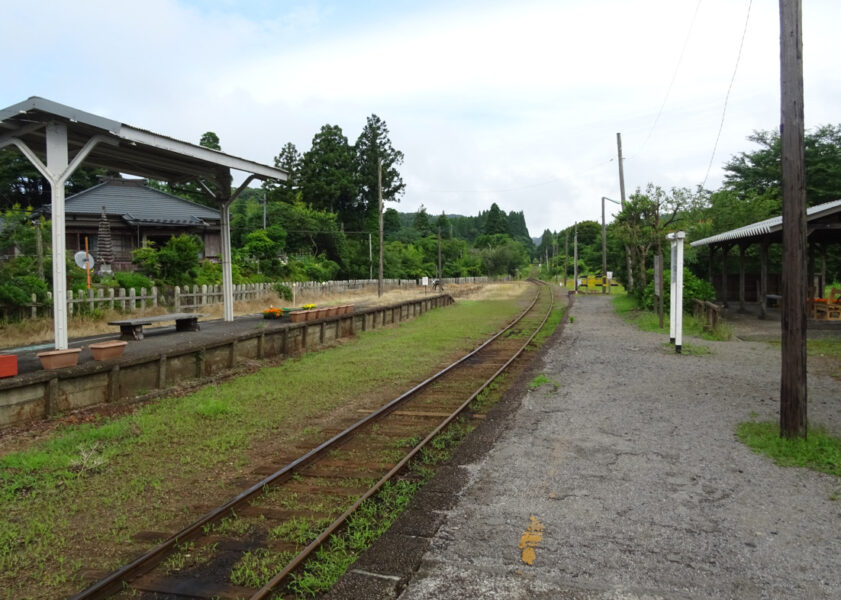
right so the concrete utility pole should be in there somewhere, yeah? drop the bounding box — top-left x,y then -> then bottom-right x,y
378,159 -> 384,298
779,0 -> 807,439
617,132 -> 633,292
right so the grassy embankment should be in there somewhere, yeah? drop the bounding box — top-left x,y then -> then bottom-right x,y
0,282 -> 564,599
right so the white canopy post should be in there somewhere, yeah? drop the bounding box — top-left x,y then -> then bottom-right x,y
0,123 -> 110,349
46,123 -> 70,349
215,168 -> 235,322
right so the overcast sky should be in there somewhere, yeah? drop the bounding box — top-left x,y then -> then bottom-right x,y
2,0 -> 839,238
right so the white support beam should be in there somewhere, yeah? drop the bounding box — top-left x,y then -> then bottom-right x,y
220,200 -> 234,322
46,123 -> 70,350
2,125 -> 113,350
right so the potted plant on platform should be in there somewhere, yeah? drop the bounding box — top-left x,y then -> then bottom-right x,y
37,348 -> 82,369
262,307 -> 283,319
89,340 -> 128,361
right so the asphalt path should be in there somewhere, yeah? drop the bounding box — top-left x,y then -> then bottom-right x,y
328,293 -> 841,600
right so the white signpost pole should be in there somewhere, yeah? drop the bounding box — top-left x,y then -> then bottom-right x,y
674,232 -> 686,353
669,235 -> 677,344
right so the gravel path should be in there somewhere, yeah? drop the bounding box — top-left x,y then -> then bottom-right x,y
394,293 -> 841,599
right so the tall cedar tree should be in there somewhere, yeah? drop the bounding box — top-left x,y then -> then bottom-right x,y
483,203 -> 509,235
300,124 -> 360,228
355,114 -> 405,229
265,142 -> 302,204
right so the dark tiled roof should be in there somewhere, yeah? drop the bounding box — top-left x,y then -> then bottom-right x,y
45,179 -> 220,226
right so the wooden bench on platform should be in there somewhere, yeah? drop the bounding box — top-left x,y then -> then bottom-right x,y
108,312 -> 208,341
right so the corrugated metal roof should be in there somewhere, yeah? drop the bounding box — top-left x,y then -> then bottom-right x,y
690,199 -> 841,247
0,96 -> 287,183
43,179 -> 219,226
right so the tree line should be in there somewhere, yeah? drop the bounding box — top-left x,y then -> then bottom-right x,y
0,114 -> 536,316
534,123 -> 841,307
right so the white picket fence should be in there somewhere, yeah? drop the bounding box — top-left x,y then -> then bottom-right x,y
29,288 -> 160,318
25,276 -> 499,318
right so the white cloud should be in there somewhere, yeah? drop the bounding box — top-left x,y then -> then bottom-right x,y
3,0 -> 840,237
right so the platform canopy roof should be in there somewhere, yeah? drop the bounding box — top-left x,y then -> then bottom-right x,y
690,199 -> 841,248
0,96 -> 286,185
0,96 -> 287,351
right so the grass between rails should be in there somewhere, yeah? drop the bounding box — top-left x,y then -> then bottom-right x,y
277,292 -> 566,596
0,285 -> 533,600
612,293 -> 732,342
736,421 -> 841,491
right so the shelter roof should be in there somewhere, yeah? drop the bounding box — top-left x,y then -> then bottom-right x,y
690,199 -> 841,247
41,178 -> 220,227
0,96 -> 286,185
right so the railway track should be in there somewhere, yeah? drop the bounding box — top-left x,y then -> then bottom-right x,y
71,280 -> 557,600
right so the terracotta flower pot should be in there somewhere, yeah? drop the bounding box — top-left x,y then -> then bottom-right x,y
327,306 -> 338,317
290,310 -> 307,323
37,348 -> 82,370
89,340 -> 128,361
0,354 -> 18,378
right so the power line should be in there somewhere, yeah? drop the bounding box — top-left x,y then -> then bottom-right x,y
636,0 -> 703,157
424,158 -> 615,195
702,0 -> 753,189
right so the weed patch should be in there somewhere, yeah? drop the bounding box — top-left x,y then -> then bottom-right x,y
613,294 -> 731,341
736,421 -> 841,479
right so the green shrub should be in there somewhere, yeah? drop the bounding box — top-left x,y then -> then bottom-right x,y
274,283 -> 293,301
639,267 -> 715,312
113,271 -> 154,290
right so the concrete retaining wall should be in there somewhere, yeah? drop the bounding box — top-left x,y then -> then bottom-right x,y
0,295 -> 454,429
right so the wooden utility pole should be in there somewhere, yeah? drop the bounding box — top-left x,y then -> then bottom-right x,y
779,0 -> 807,439
437,227 -> 442,279
377,159 -> 384,298
573,223 -> 578,292
617,132 -> 633,293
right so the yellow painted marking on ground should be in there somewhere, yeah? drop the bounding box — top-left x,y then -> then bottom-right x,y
518,515 -> 544,565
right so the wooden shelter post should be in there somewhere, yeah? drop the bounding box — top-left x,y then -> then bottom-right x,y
738,243 -> 747,313
759,241 -> 769,320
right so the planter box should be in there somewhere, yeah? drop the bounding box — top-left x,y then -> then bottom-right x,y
89,340 -> 128,361
290,310 -> 307,323
304,309 -> 318,321
327,306 -> 338,317
37,348 -> 82,370
0,354 -> 18,378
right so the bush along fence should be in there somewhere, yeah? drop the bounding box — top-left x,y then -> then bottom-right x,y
24,276 -> 501,319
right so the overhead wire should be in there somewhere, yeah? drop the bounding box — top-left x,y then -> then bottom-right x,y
635,0 -> 704,158
701,0 -> 753,189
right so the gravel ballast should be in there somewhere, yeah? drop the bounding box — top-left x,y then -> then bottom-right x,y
335,293 -> 841,600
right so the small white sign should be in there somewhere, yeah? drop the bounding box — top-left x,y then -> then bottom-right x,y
607,271 -> 613,280
422,276 -> 429,286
